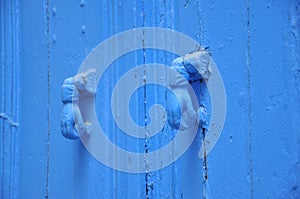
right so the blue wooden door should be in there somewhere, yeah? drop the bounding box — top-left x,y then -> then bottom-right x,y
1,0 -> 299,198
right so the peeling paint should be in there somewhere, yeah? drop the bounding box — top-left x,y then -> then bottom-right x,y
0,113 -> 19,127
80,0 -> 85,7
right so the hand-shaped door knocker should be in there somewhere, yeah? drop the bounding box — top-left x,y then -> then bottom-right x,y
60,69 -> 96,139
61,50 -> 210,139
167,50 -> 211,131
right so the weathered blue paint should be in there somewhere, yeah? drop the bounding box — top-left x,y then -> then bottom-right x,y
0,1 -> 20,198
249,1 -> 300,198
1,0 -> 299,199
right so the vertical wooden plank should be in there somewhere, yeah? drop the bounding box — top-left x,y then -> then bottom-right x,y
142,1 -> 171,198
17,1 -> 49,198
143,0 -> 205,198
133,1 -> 211,198
48,0 -> 98,197
144,1 -> 179,197
48,0 -> 110,198
101,1 -> 146,198
48,0 -> 146,198
0,1 -> 20,198
250,0 -> 300,197
172,1 -> 206,198
195,0 -> 252,198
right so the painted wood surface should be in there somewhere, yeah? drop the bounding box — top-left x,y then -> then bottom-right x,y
1,0 -> 299,198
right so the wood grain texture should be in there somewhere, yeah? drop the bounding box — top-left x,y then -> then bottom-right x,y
0,1 -> 20,198
1,0 -> 299,198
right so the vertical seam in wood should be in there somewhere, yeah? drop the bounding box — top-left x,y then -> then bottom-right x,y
197,1 -> 208,198
0,1 -> 6,198
202,128 -> 207,199
11,0 -> 20,198
246,1 -> 254,198
1,1 -> 20,198
10,0 -> 14,195
141,1 -> 150,198
196,0 -> 202,46
45,0 -> 51,198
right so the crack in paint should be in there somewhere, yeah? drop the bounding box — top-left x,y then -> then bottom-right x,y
246,1 -> 254,198
141,1 -> 151,198
202,128 -> 208,199
184,0 -> 189,8
45,0 -> 51,198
